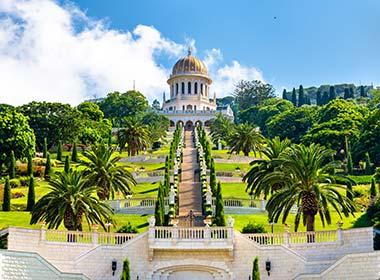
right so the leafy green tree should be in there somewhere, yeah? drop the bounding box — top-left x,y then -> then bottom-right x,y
291,88 -> 297,106
71,142 -> 78,162
233,80 -> 275,110
2,177 -> 11,211
30,171 -> 114,231
77,101 -> 104,122
56,140 -> 62,161
44,153 -> 52,179
238,98 -> 293,136
252,257 -> 260,280
117,118 -> 149,156
360,85 -> 366,98
8,151 -> 16,179
229,123 -> 264,156
43,138 -> 48,158
64,156 -> 70,173
19,102 -> 82,150
345,137 -> 353,175
267,106 -> 316,143
349,87 -> 355,99
245,137 -> 292,198
120,258 -> 131,280
79,127 -> 102,146
82,144 -> 136,200
141,111 -> 170,145
214,182 -> 226,226
322,91 -> 329,105
27,154 -> 33,176
354,109 -> 380,164
303,99 -> 366,151
298,85 -> 305,107
26,176 -> 35,211
99,91 -> 149,126
0,110 -> 35,170
262,144 -> 355,231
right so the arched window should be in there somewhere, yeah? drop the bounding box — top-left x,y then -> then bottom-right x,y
200,83 -> 203,95
176,83 -> 179,95
194,105 -> 197,111
188,82 -> 191,94
205,85 -> 208,96
181,82 -> 185,94
171,85 -> 174,97
186,104 -> 193,110
194,82 -> 198,94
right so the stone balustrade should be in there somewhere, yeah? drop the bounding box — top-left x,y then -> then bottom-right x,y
244,229 -> 339,246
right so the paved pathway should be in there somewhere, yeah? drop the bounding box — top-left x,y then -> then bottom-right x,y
178,129 -> 203,226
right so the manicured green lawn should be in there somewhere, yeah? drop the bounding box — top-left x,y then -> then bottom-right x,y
231,211 -> 362,233
220,182 -> 249,199
215,162 -> 251,173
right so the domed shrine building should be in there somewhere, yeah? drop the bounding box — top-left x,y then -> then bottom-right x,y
161,49 -> 234,130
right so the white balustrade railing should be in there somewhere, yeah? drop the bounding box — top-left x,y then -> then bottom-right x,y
44,228 -> 137,245
109,197 -> 169,210
244,229 -> 339,246
151,226 -> 232,241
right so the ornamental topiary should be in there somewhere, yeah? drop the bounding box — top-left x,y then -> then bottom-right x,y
2,177 -> 11,211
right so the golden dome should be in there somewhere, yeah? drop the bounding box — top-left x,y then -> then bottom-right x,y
172,48 -> 208,76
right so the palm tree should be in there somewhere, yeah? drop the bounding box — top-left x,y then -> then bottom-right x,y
117,117 -> 149,156
263,144 -> 355,232
30,171 -> 114,231
210,113 -> 234,145
82,144 -> 136,200
229,123 -> 264,157
244,137 -> 292,198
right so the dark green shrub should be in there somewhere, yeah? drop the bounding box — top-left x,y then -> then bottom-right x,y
19,177 -> 29,187
2,177 -> 11,211
8,150 -> 16,179
214,182 -> 226,226
26,176 -> 35,211
9,178 -> 20,188
242,222 -> 267,234
27,154 -> 33,176
56,140 -> 62,161
64,155 -> 70,173
117,222 -> 138,234
120,258 -> 130,280
252,256 -> 260,280
71,142 -> 78,162
44,153 -> 51,179
43,137 -> 48,158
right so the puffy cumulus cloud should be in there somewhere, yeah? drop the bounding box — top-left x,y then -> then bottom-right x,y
210,61 -> 264,97
0,0 -> 264,105
0,0 -> 184,105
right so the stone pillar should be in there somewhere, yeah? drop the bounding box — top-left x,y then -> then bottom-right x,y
284,226 -> 290,247
337,221 -> 344,245
204,224 -> 211,244
39,223 -> 46,244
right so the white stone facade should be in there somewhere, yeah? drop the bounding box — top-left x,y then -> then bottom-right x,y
4,226 -> 379,280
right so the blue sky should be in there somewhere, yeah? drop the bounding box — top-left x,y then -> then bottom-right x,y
72,0 -> 380,90
0,0 -> 379,105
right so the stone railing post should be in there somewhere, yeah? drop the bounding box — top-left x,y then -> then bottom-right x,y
92,224 -> 98,245
337,221 -> 344,245
148,216 -> 156,241
227,216 -> 234,245
204,224 -> 211,244
40,222 -> 46,243
284,226 -> 290,247
172,224 -> 178,244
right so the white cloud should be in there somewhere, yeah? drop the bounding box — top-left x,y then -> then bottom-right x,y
0,0 -> 263,105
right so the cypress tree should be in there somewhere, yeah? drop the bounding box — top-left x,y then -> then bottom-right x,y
2,177 -> 11,211
43,137 -> 48,158
252,256 -> 260,280
370,178 -> 377,199
27,154 -> 33,176
349,87 -> 355,99
316,91 -> 322,105
365,152 -> 373,175
71,142 -> 78,162
26,175 -> 35,211
291,88 -> 297,106
329,86 -> 336,101
214,182 -> 226,226
344,88 -> 350,99
64,155 -> 70,173
8,150 -> 16,179
345,137 -> 353,175
282,89 -> 288,100
154,183 -> 165,226
322,91 -> 329,105
298,85 -> 305,107
360,85 -> 366,97
346,181 -> 353,201
56,140 -> 62,161
120,258 -> 131,280
210,159 -> 217,195
44,153 -> 51,179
